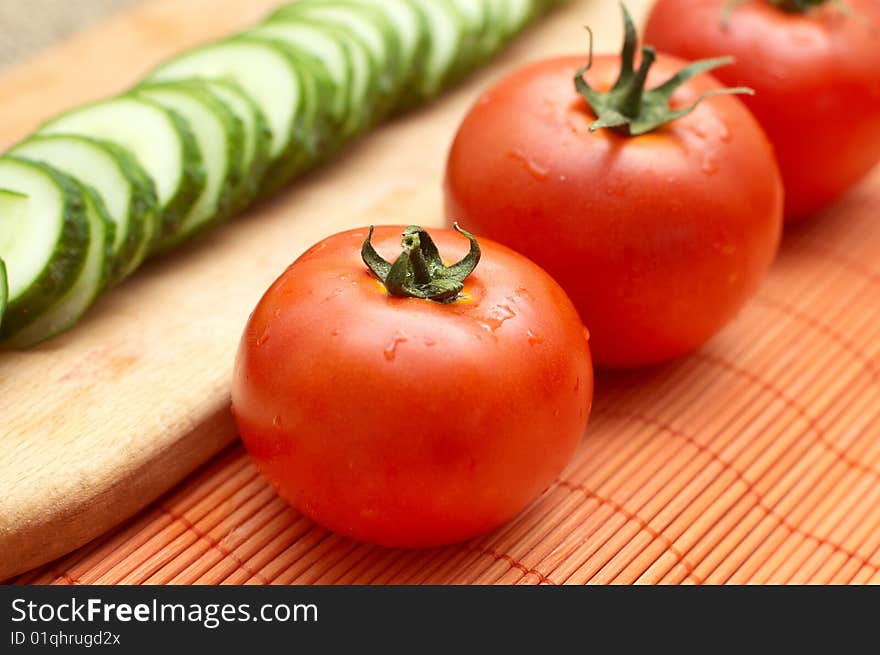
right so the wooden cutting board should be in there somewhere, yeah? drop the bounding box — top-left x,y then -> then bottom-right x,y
0,0 -> 645,580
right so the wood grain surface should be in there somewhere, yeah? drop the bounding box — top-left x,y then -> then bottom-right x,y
0,0 -> 642,580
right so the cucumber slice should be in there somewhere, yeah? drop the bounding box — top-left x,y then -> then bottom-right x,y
339,0 -> 423,81
3,184 -> 113,348
38,95 -> 204,246
246,41 -> 332,194
0,258 -> 6,330
270,2 -> 403,117
147,37 -> 306,163
135,81 -> 245,248
245,21 -> 351,128
9,134 -> 155,283
0,158 -> 89,339
480,0 -> 507,58
239,35 -> 342,168
360,0 -> 422,65
501,0 -> 539,38
200,79 -> 272,210
261,17 -> 377,136
405,0 -> 464,98
448,0 -> 488,68
336,0 -> 425,111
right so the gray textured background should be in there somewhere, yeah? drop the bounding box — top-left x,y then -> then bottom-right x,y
1,0 -> 142,71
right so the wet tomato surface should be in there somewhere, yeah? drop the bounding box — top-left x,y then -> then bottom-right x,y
445,51 -> 783,368
232,225 -> 593,548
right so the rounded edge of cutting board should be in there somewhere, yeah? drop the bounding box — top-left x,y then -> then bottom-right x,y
0,409 -> 238,581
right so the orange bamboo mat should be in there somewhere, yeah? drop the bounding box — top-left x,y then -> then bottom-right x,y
13,167 -> 880,585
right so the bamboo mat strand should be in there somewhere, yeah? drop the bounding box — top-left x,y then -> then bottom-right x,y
12,166 -> 880,585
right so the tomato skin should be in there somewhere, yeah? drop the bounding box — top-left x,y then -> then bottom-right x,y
444,55 -> 782,368
232,226 -> 593,548
644,0 -> 880,220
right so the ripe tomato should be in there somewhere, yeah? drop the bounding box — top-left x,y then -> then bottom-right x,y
444,15 -> 782,368
645,0 -> 880,220
232,225 -> 593,548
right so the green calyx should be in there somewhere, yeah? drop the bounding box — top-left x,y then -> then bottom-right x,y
362,224 -> 481,302
575,2 -> 753,136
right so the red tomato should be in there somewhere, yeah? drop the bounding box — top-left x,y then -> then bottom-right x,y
645,0 -> 880,220
232,225 -> 593,548
444,53 -> 782,368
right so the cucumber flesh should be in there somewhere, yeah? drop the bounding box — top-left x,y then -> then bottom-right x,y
448,0 -> 488,68
355,0 -> 422,65
147,37 -> 305,163
501,0 -> 539,37
262,17 -> 377,136
340,0 -> 423,83
405,0 -> 463,98
0,158 -> 89,338
135,82 -> 245,248
246,21 -> 352,132
9,134 -> 152,283
480,0 -> 507,57
38,96 -> 204,245
3,184 -> 112,348
271,2 -> 402,116
200,79 -> 272,210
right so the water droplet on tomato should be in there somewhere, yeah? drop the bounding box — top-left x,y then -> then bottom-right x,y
424,337 -> 436,347
527,329 -> 544,345
273,415 -> 282,428
330,329 -> 340,337
482,303 -> 517,331
509,147 -> 549,181
719,125 -> 732,143
701,156 -> 719,175
256,333 -> 270,347
384,331 -> 408,361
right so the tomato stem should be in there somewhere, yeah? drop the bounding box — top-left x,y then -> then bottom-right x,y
575,2 -> 754,136
362,224 -> 481,302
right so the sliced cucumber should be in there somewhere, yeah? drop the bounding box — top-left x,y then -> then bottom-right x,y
238,35 -> 342,172
261,17 -> 378,136
0,0 -> 551,346
245,20 -> 352,132
135,81 -> 245,248
480,0 -> 508,58
38,95 -> 204,246
340,0 -> 423,83
501,0 -> 539,38
364,0 -> 422,65
200,79 -> 272,210
339,0 -> 425,111
405,0 -> 464,99
147,37 -> 307,165
9,134 -> 155,283
448,0 -> 488,68
0,158 -> 89,339
0,259 -> 7,330
3,184 -> 112,348
270,2 -> 403,117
